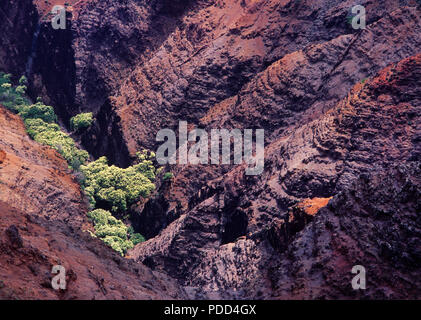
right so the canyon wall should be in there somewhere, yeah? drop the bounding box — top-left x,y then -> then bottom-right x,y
0,105 -> 186,299
0,0 -> 420,299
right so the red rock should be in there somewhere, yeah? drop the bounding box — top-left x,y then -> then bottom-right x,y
0,105 -> 186,299
0,0 -> 420,300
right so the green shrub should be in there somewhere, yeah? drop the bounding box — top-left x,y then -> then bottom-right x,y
70,112 -> 93,131
87,209 -> 138,255
24,117 -> 89,168
102,236 -> 134,256
1,83 -> 11,92
0,73 -> 32,114
163,172 -> 173,181
19,102 -> 57,123
25,118 -> 60,137
135,150 -> 157,181
128,226 -> 145,245
80,153 -> 156,213
87,208 -> 111,225
15,85 -> 27,96
95,223 -> 127,239
18,75 -> 28,86
129,233 -> 145,246
0,73 -> 11,83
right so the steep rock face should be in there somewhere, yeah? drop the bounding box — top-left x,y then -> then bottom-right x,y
201,6 -> 421,137
129,54 -> 421,299
264,53 -> 421,200
72,0 -> 185,113
0,0 -> 39,79
71,0 -> 212,163
0,201 -> 186,299
0,106 -> 88,228
3,1 -> 419,162
1,0 -> 420,300
0,106 -> 186,299
1,0 -> 206,164
271,162 -> 421,299
112,0 -> 417,153
135,4 -> 421,241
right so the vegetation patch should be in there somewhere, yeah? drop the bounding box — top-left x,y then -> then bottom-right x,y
163,172 -> 174,181
80,151 -> 157,213
0,72 -> 149,255
0,73 -> 31,112
70,112 -> 93,132
87,209 -> 135,255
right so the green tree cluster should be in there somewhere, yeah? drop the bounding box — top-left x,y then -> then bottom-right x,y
87,209 -> 135,255
80,151 -> 156,213
86,210 -> 146,255
0,73 -> 30,112
0,73 -> 148,255
21,103 -> 89,170
70,112 -> 93,131
128,226 -> 146,246
19,102 -> 57,123
25,118 -> 89,170
163,172 -> 174,181
1,73 -> 87,170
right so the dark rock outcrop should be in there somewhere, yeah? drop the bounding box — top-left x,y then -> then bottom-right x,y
0,200 -> 187,300
0,0 -> 39,79
1,0 -> 420,300
271,162 -> 421,299
130,53 -> 421,299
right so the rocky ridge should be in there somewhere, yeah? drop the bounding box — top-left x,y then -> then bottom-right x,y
0,0 -> 420,300
0,105 -> 186,299
130,53 -> 421,299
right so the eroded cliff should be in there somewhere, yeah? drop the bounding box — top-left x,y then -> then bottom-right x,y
0,106 -> 186,299
0,0 -> 420,300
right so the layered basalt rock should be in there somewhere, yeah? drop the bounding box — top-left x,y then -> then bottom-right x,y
129,54 -> 421,299
134,4 -> 421,246
1,0 -> 420,300
271,162 -> 421,299
2,1 -> 419,162
0,201 -> 187,299
0,0 -> 39,79
201,6 -> 421,138
0,106 -> 87,228
112,0 -> 418,153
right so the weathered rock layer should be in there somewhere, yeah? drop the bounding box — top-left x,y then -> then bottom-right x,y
0,106 -> 186,299
130,53 -> 421,299
0,0 -> 420,300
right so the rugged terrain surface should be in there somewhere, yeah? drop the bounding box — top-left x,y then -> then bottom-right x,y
270,162 -> 420,299
130,54 -> 421,299
0,106 -> 186,299
0,0 -> 420,299
0,106 -> 87,227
